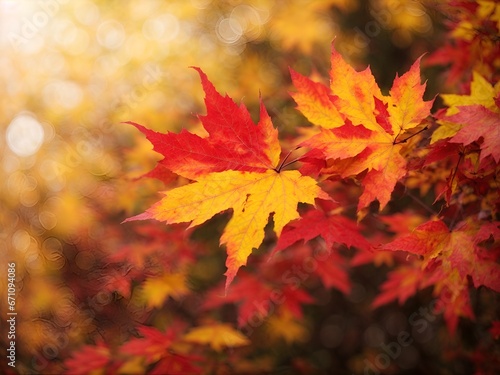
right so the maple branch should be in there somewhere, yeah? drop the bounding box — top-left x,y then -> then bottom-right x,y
449,150 -> 464,192
394,126 -> 428,145
446,151 -> 465,230
404,188 -> 439,216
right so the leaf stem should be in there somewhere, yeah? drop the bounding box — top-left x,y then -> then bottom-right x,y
394,126 -> 428,145
280,156 -> 306,170
276,147 -> 300,172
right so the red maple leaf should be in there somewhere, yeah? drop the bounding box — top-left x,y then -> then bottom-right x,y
64,341 -> 110,375
150,353 -> 204,375
202,273 -> 274,327
372,263 -> 441,308
448,105 -> 500,163
121,325 -> 178,363
126,67 -> 279,180
273,208 -> 372,253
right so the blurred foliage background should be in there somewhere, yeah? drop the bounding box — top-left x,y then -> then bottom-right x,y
0,0 -> 475,374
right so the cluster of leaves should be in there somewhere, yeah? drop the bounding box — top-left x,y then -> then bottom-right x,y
73,32 -> 500,375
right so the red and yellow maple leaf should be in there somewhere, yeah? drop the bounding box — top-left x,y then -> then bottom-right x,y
126,68 -> 329,290
294,44 -> 433,216
383,219 -> 500,293
432,71 -> 500,143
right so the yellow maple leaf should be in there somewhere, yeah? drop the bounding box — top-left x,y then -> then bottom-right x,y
145,169 -> 327,289
441,71 -> 500,116
182,323 -> 250,351
266,308 -> 310,344
141,272 -> 189,308
117,357 -> 145,375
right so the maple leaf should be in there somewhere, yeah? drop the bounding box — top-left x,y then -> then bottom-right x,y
440,71 -> 500,116
121,325 -> 176,363
435,278 -> 475,335
202,272 -> 314,326
273,208 -> 372,253
64,342 -> 110,375
372,264 -> 440,308
140,271 -> 189,308
126,67 -> 281,180
121,325 -> 203,375
126,68 -> 329,290
202,273 -> 274,327
265,307 -> 310,344
432,71 -> 500,143
383,220 -> 500,293
448,105 -> 500,163
294,44 -> 433,215
182,323 -> 250,351
310,247 -> 352,294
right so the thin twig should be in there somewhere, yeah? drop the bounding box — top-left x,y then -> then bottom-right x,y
405,189 -> 439,216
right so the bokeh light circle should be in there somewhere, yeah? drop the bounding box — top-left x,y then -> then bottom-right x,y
6,113 -> 45,157
97,19 -> 125,49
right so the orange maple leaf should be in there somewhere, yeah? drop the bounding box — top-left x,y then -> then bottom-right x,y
293,44 -> 433,216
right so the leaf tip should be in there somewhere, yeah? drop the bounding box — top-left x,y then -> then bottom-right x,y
122,211 -> 154,224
